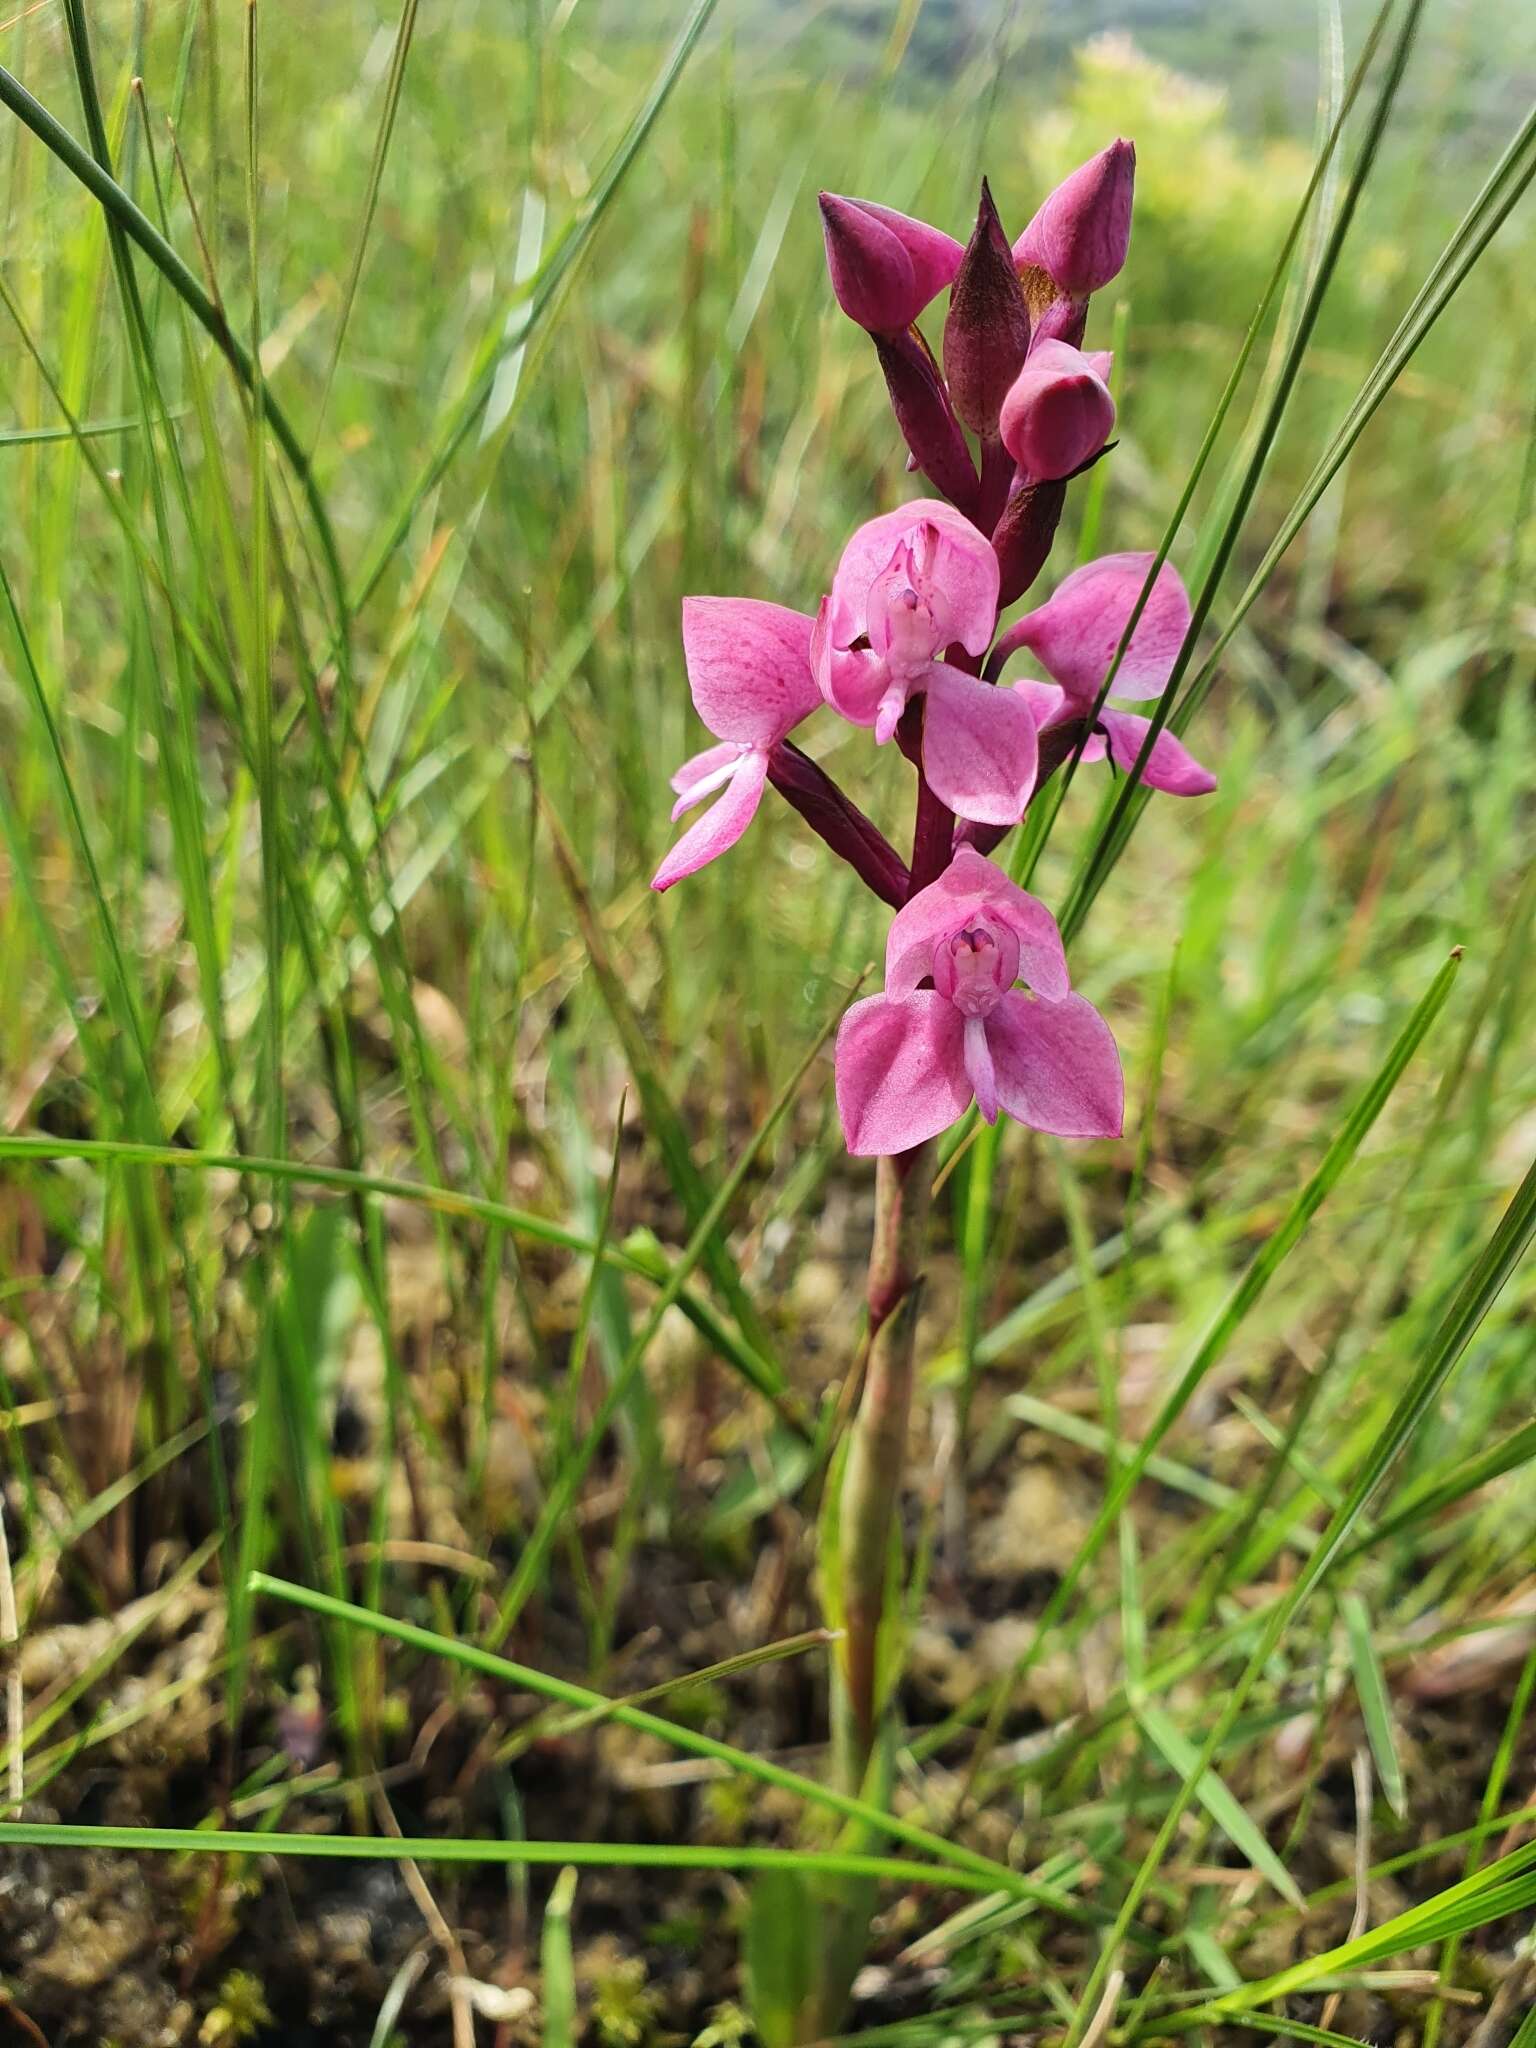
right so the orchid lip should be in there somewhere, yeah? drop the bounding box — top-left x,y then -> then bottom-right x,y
964,1015 -> 999,1122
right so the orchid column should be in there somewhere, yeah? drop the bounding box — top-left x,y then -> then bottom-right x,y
653,141 -> 1217,1801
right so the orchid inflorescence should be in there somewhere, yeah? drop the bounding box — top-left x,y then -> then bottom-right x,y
654,142 -> 1215,1159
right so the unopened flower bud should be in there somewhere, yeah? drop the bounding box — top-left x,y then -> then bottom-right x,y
942,179 -> 1031,435
819,193 -> 963,334
1012,140 -> 1135,298
998,341 -> 1115,482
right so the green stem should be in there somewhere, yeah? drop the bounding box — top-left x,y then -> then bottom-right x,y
838,1140 -> 936,1788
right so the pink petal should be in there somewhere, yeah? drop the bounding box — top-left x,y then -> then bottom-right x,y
682,597 -> 821,746
827,501 -> 999,657
670,740 -> 742,812
994,552 -> 1191,706
885,843 -> 1068,1003
986,989 -> 1124,1139
964,1015 -> 999,1124
813,596 -> 890,726
651,749 -> 768,892
921,664 -> 1038,828
1097,709 -> 1217,796
873,675 -> 911,744
835,993 -> 970,1156
855,201 -> 965,309
1015,678 -> 1069,730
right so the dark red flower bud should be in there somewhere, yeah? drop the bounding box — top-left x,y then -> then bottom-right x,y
942,179 -> 1031,436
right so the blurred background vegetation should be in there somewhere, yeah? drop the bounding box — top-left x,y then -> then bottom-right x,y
0,1 -> 1533,2042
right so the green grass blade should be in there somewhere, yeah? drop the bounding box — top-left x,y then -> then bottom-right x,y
248,1569 -> 1109,1920
1340,1421 -> 1536,1565
542,1866 -> 580,2048
483,969 -> 852,1642
1070,1141 -> 1536,2030
1060,0 -> 1426,941
1134,1701 -> 1304,1907
544,793 -> 777,1365
349,0 -> 720,614
1186,100 -> 1536,713
0,55 -> 347,640
0,1820 -> 997,1894
0,1132 -> 791,1418
312,0 -> 420,445
1341,1593 -> 1407,1819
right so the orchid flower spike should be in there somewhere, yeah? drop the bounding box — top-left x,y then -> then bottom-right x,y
835,847 -> 1123,1155
652,598 -> 821,891
1013,140 -> 1135,299
814,501 -> 1039,825
999,340 -> 1116,483
996,553 -> 1216,796
819,194 -> 964,335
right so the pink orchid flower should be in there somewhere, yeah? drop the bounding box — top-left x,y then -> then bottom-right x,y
835,848 -> 1123,1155
994,553 -> 1216,796
652,598 -> 821,892
813,501 -> 1039,826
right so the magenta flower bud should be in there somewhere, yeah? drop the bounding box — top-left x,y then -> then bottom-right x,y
998,340 -> 1116,483
818,193 -> 964,334
942,179 -> 1031,436
1012,140 -> 1135,298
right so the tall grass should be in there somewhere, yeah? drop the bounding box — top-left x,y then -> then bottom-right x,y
0,1 -> 1533,2041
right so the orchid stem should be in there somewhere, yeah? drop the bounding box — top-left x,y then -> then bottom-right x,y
836,1139 -> 936,1789
899,716 -> 957,895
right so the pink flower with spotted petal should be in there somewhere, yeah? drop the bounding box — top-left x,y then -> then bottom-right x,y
824,500 -> 998,658
995,554 -> 1216,798
835,848 -> 1123,1155
652,598 -> 822,891
816,505 -> 1039,826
